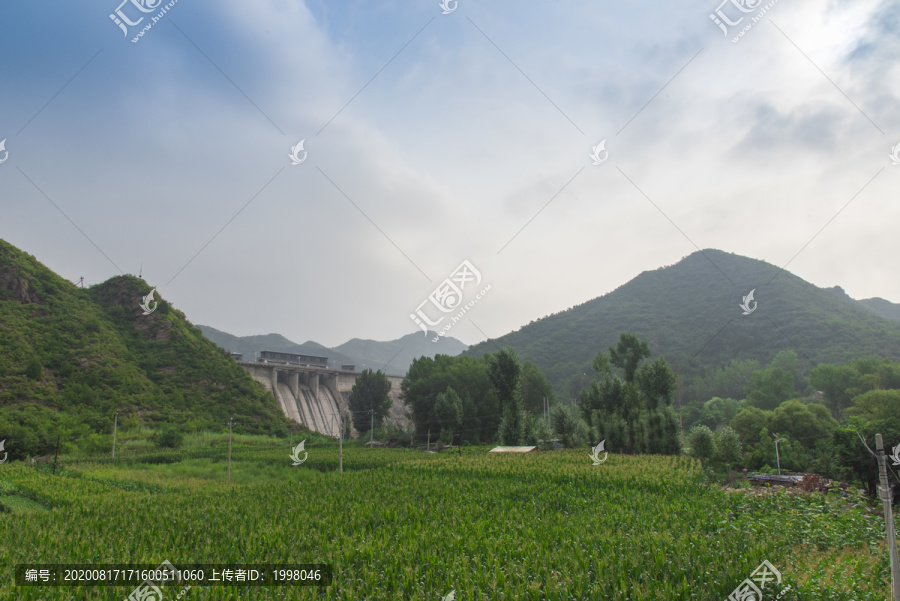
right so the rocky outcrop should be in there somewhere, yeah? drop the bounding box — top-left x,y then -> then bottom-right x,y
0,267 -> 38,304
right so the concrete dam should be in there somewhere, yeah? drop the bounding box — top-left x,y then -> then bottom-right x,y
238,361 -> 407,437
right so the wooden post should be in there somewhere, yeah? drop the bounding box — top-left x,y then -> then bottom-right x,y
227,418 -> 233,483
53,435 -> 60,475
875,434 -> 900,600
112,412 -> 118,459
676,365 -> 684,455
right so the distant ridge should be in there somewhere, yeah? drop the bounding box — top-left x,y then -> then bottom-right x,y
857,297 -> 900,322
464,249 -> 900,398
198,327 -> 468,375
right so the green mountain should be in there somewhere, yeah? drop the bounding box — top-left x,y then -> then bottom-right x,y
857,298 -> 900,322
464,249 -> 900,400
0,239 -> 291,460
199,327 -> 468,375
827,285 -> 900,323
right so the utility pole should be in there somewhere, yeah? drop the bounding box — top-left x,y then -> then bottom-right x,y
339,414 -> 343,474
370,409 -> 374,444
227,418 -> 233,483
112,411 -> 118,459
875,434 -> 900,601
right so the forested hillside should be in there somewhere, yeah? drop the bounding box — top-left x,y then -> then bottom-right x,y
464,249 -> 900,401
0,239 -> 291,460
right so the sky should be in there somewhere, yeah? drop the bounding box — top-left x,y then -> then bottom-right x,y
1,0 -> 898,348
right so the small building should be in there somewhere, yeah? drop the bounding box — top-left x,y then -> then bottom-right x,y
341,365 -> 355,371
489,446 -> 538,453
257,350 -> 328,368
229,352 -> 243,361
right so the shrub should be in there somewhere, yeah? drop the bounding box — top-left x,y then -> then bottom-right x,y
155,428 -> 183,449
25,358 -> 42,381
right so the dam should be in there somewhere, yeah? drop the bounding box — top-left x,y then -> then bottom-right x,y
237,359 -> 407,437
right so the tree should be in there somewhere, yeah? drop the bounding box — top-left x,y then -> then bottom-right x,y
489,348 -> 524,445
636,356 -> 676,410
684,359 -> 760,405
609,333 -> 650,384
846,389 -> 900,421
520,361 -> 554,415
769,400 -> 837,449
687,425 -> 714,466
809,363 -> 861,414
770,350 -> 807,394
550,403 -> 589,448
25,357 -> 42,381
699,397 -> 742,430
523,412 -> 552,446
488,348 -> 521,410
730,407 -> 770,447
746,367 -> 794,411
833,419 -> 900,497
400,354 -> 497,443
579,334 -> 679,454
434,387 -> 462,442
713,426 -> 742,468
348,369 -> 392,435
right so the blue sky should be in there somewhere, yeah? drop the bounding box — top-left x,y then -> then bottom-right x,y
1,0 -> 898,347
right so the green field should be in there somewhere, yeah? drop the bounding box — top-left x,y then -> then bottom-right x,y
0,440 -> 894,600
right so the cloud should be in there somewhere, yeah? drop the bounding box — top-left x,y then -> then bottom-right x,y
2,0 -> 898,347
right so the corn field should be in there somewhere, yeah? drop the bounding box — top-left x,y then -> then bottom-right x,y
0,444 -> 893,600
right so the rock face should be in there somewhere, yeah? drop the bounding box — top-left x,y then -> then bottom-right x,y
0,267 -> 37,304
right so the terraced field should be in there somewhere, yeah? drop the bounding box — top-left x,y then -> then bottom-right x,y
0,443 -> 893,600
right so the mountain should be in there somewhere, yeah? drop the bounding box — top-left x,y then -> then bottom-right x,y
0,238 -> 291,460
336,332 -> 468,373
198,326 -> 467,375
197,326 -> 357,368
827,285 -> 900,322
857,298 -> 900,322
464,249 -> 900,399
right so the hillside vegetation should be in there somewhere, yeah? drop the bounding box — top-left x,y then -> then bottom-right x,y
465,249 -> 900,401
0,239 -> 291,460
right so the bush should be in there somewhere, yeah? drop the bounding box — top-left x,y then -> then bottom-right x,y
155,428 -> 183,449
25,358 -> 42,381
687,425 -> 714,465
77,433 -> 111,455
